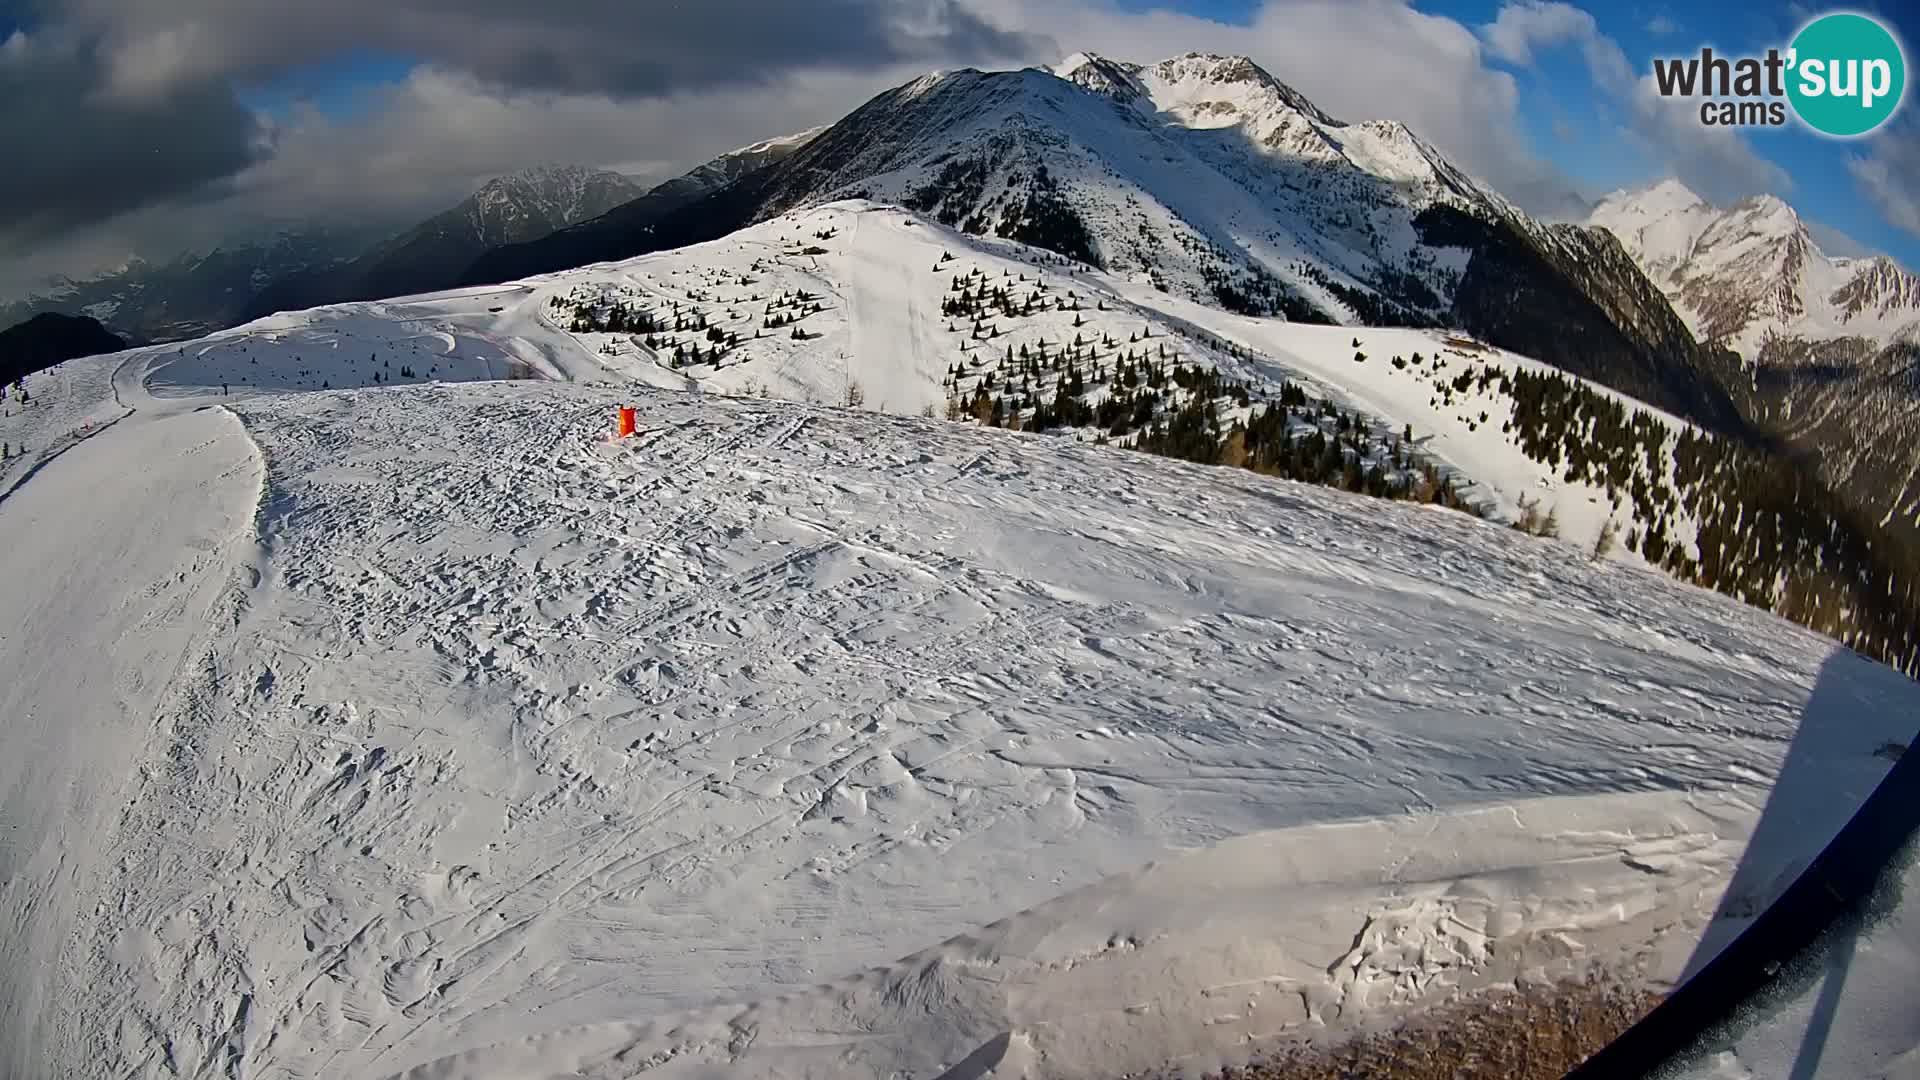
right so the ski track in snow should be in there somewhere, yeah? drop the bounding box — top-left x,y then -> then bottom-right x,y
0,384 -> 263,1080
11,374 -> 1908,1079
2,201 -> 1918,1079
0,351 -> 138,503
138,201 -> 1709,568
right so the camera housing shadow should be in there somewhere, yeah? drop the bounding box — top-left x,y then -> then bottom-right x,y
1568,645 -> 1920,1079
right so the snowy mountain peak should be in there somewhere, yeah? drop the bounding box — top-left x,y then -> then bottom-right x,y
1830,253 -> 1920,318
1590,180 -> 1920,358
1728,191 -> 1802,232
1051,51 -> 1149,101
1143,52 -> 1339,128
1604,178 -> 1706,214
487,162 -> 601,187
434,165 -> 648,251
901,69 -> 959,99
472,165 -> 639,212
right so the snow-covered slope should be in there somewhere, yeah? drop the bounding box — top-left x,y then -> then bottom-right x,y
469,52 -> 1743,434
1672,837 -> 1920,1080
1589,179 -> 1920,360
5,347 -> 1916,1079
137,201 -> 1706,568
646,125 -> 831,203
88,200 -> 1920,680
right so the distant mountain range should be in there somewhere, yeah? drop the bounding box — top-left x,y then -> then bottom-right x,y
243,165 -> 649,319
1589,180 -> 1920,359
0,227 -> 386,344
0,139 -> 823,346
1590,181 -> 1920,536
462,127 -> 826,286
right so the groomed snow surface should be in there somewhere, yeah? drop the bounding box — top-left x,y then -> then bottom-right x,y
3,201 -> 1918,1080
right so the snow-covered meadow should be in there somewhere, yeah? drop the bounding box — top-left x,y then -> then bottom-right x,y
1,201 -> 1915,1079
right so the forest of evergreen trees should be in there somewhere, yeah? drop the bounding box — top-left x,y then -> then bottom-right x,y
549,278 -> 830,371
933,260 -> 1918,675
1488,363 -> 1920,677
936,263 -> 1477,516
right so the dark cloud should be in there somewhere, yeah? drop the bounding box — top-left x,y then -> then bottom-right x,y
0,0 -> 1042,276
0,29 -> 265,245
51,0 -> 1044,100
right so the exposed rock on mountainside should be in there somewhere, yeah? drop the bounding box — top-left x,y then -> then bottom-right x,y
246,166 -> 646,317
1591,181 -> 1920,536
468,52 -> 1745,432
1590,179 -> 1920,358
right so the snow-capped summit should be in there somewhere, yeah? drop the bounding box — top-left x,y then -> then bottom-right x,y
459,165 -> 647,247
1614,177 -> 1708,215
1050,51 -> 1150,101
1589,180 -> 1920,358
1143,51 -> 1340,127
1593,180 -> 1920,545
470,50 -> 1739,431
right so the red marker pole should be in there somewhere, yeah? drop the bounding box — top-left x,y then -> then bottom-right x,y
616,406 -> 637,438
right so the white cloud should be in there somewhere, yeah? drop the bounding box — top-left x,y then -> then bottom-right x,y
1805,218 -> 1876,259
1476,1 -> 1790,204
59,0 -> 1043,104
1847,120 -> 1920,241
1619,73 -> 1793,202
222,65 -> 910,226
1646,14 -> 1680,36
1480,0 -> 1595,66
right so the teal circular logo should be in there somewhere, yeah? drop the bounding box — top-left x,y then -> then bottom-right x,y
1787,13 -> 1906,137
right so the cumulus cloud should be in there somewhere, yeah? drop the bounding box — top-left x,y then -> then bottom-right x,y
1618,73 -> 1794,202
1805,218 -> 1877,259
1847,118 -> 1920,241
1480,0 -> 1596,66
222,65 -> 926,226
